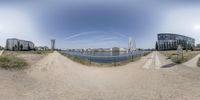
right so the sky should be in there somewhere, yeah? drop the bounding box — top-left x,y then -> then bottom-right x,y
0,0 -> 200,49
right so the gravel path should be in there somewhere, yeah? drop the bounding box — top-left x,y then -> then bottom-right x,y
0,51 -> 200,100
183,53 -> 200,67
0,50 -> 3,56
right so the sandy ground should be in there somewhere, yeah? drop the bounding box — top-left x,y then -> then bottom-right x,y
0,51 -> 200,100
17,54 -> 47,66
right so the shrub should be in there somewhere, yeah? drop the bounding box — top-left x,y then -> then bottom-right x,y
36,51 -> 42,54
144,52 -> 151,56
0,56 -> 27,70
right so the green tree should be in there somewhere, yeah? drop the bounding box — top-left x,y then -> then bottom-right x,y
155,42 -> 158,50
20,44 -> 23,51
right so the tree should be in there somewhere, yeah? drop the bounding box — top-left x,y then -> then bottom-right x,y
155,42 -> 158,50
20,44 -> 23,51
14,45 -> 17,51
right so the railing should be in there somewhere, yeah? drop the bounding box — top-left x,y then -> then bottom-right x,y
60,51 -> 150,66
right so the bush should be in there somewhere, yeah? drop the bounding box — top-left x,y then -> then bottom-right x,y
36,51 -> 42,54
144,52 -> 151,56
0,56 -> 27,70
34,51 -> 53,55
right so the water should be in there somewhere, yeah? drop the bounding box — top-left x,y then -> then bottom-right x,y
61,51 -> 148,63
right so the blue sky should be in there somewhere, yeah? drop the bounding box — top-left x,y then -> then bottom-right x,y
0,0 -> 200,49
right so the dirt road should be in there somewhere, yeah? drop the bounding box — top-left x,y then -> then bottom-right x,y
0,51 -> 200,100
0,50 -> 3,56
183,53 -> 200,68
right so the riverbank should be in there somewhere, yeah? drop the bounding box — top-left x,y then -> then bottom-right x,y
60,51 -> 151,67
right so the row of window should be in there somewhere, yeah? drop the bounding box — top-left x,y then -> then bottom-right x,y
158,41 -> 194,50
158,34 -> 194,43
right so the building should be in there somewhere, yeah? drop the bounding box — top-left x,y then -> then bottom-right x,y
0,46 -> 3,50
51,39 -> 55,51
111,47 -> 120,52
120,48 -> 127,52
157,33 -> 195,50
111,47 -> 120,56
196,44 -> 200,48
6,38 -> 35,51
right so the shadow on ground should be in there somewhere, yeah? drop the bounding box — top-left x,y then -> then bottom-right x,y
161,63 -> 176,68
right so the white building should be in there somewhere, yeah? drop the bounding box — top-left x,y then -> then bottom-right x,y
120,48 -> 127,52
6,38 -> 35,51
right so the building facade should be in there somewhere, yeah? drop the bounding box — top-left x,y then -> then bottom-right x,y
157,33 -> 195,50
0,45 -> 3,50
6,38 -> 35,51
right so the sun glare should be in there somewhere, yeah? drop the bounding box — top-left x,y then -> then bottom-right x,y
194,24 -> 200,30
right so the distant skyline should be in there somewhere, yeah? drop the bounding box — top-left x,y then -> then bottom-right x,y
0,0 -> 200,49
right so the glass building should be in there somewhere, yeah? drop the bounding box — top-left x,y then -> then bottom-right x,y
157,33 -> 195,50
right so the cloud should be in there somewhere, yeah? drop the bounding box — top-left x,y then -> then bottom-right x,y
64,31 -> 114,40
115,32 -> 129,38
101,36 -> 119,40
64,32 -> 92,40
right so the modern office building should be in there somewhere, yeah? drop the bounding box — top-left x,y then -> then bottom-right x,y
6,38 -> 35,51
51,39 -> 55,51
157,33 -> 195,50
0,46 -> 3,50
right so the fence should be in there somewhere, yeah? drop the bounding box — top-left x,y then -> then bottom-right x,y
60,51 -> 150,66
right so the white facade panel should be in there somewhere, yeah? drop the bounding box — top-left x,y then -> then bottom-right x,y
6,38 -> 35,51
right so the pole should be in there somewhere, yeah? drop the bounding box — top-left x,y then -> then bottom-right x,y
177,53 -> 179,62
182,50 -> 183,61
114,57 -> 116,66
132,54 -> 133,62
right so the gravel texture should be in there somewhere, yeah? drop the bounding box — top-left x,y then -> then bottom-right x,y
0,51 -> 200,100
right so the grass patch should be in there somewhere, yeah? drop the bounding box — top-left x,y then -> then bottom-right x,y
144,52 -> 151,56
2,50 -> 53,56
33,51 -> 53,55
59,52 -> 91,65
0,56 -> 27,70
67,55 -> 91,65
160,50 -> 200,63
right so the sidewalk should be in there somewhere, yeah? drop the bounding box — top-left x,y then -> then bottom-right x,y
183,53 -> 200,67
0,50 -> 4,56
